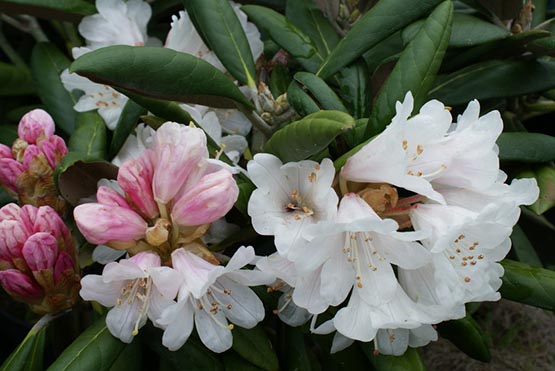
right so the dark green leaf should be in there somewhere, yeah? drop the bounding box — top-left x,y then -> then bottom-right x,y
235,176 -> 255,216
185,0 -> 257,87
109,100 -> 147,158
31,42 -> 78,135
46,316 -> 125,371
294,72 -> 347,112
510,224 -> 542,267
519,166 -> 555,215
317,0 -> 444,79
366,347 -> 426,371
437,315 -> 491,362
1,318 -> 48,371
222,352 -> 263,371
287,81 -> 320,117
232,326 -> 278,371
0,62 -> 34,96
25,328 -> 46,371
527,36 -> 555,57
0,124 -> 18,145
124,93 -> 194,124
54,154 -> 118,206
500,259 -> 555,311
241,5 -> 323,73
281,326 -> 311,371
269,64 -> 290,99
337,61 -> 370,120
70,46 -> 253,109
108,341 -> 142,371
430,59 -> 555,106
402,13 -> 509,48
265,110 -> 354,162
474,0 -> 522,20
367,0 -> 453,137
532,0 -> 547,27
68,111 -> 107,160
285,0 -> 340,57
0,0 -> 95,21
497,132 -> 555,163
363,32 -> 404,74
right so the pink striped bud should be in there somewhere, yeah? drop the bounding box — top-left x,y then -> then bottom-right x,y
38,135 -> 68,168
117,150 -> 158,219
96,186 -> 131,209
22,145 -> 42,169
152,123 -> 208,204
18,109 -> 55,144
74,203 -> 147,246
22,232 -> 58,271
171,168 -> 239,226
34,206 -> 67,239
0,158 -> 25,191
0,144 -> 12,159
0,220 -> 30,260
0,269 -> 43,299
53,251 -> 75,283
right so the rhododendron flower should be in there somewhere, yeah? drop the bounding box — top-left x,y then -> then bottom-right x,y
157,246 -> 273,352
80,251 -> 180,342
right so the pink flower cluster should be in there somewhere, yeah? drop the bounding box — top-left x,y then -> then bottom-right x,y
0,109 -> 68,214
0,203 -> 79,314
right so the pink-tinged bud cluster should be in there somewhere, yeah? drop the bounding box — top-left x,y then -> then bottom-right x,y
0,109 -> 68,215
0,203 -> 79,314
73,122 -> 239,263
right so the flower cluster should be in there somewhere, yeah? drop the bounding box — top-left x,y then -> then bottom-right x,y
0,109 -> 68,214
250,93 -> 539,355
0,204 -> 79,314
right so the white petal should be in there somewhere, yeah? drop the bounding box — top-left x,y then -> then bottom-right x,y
92,245 -> 126,264
292,267 -> 329,314
408,325 -> 438,348
150,266 -> 181,299
334,292 -> 378,342
195,305 -> 233,353
102,259 -> 146,283
330,332 -> 355,354
172,248 -> 224,298
79,274 -> 121,307
376,329 -> 409,356
159,300 -> 195,351
106,297 -> 145,343
213,276 -> 265,328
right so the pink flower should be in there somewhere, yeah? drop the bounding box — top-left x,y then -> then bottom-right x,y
17,109 -> 55,144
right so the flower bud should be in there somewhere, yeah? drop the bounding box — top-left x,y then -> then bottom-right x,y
18,109 -> 55,144
0,144 -> 12,159
53,251 -> 75,283
171,168 -> 239,226
22,232 -> 58,271
0,219 -> 30,260
0,158 -> 25,193
0,269 -> 43,299
34,206 -> 67,240
96,186 -> 131,209
38,135 -> 68,168
74,203 -> 147,246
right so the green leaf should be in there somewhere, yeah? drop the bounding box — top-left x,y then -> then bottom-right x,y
46,316 -> 125,371
497,132 -> 555,163
367,0 -> 453,137
337,61 -> 370,120
25,328 -> 46,371
235,176 -> 255,216
232,326 -> 278,371
185,0 -> 257,87
317,0 -> 444,79
222,352 -> 263,371
402,13 -> 510,48
265,110 -> 355,162
241,5 -> 323,73
31,42 -> 78,135
0,0 -> 95,21
510,224 -> 542,267
526,36 -> 555,57
109,100 -> 147,158
368,347 -> 426,371
70,46 -> 253,109
437,315 -> 491,362
281,326 -> 311,371
68,111 -> 108,160
363,32 -> 404,74
54,154 -> 118,206
285,0 -> 340,57
0,124 -> 18,145
294,72 -> 347,112
124,93 -> 194,124
519,166 -> 555,215
108,341 -> 142,371
1,316 -> 49,371
429,59 -> 555,105
286,81 -> 320,117
500,259 -> 555,311
0,62 -> 34,96
269,64 -> 290,99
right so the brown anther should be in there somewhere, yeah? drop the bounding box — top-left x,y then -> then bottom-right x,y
357,282 -> 363,288
449,256 -> 455,260
308,172 -> 316,182
416,145 -> 423,155
294,215 -> 302,221
470,261 -> 476,265
461,262 -> 468,266
227,304 -> 232,310
478,255 -> 484,259
315,164 -> 320,171
112,92 -> 119,98
402,140 -> 408,150
291,190 -> 299,199
458,234 -> 465,240
464,277 -> 471,283
456,248 -> 461,253
416,171 -> 423,177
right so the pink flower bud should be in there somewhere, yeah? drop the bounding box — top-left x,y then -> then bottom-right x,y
34,206 -> 67,239
152,123 -> 208,204
74,203 -> 147,246
0,219 -> 30,259
53,251 -> 75,283
38,135 -> 68,168
171,168 -> 238,226
18,109 -> 55,144
117,150 -> 158,219
0,144 -> 12,159
0,269 -> 43,298
22,145 -> 42,169
96,186 -> 131,209
0,158 -> 25,192
21,232 -> 58,271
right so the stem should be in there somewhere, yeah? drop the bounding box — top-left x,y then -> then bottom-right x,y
0,26 -> 26,68
395,194 -> 425,208
1,14 -> 48,42
236,104 -> 273,137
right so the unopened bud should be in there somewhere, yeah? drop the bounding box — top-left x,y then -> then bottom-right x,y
21,232 -> 58,271
0,269 -> 43,299
18,109 -> 55,144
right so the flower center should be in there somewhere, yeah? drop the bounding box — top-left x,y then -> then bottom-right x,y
284,189 -> 314,221
446,234 -> 484,284
117,276 -> 152,336
343,232 -> 386,289
195,284 -> 234,330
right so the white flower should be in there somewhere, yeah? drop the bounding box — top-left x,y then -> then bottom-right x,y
157,246 -> 273,352
165,2 -> 263,72
112,124 -> 156,166
247,154 -> 338,258
375,325 -> 437,356
80,251 -> 180,343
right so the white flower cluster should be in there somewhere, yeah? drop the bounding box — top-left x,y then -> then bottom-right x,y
248,92 -> 539,355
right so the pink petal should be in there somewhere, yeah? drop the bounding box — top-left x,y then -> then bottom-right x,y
21,232 -> 58,271
0,269 -> 43,298
18,109 -> 55,144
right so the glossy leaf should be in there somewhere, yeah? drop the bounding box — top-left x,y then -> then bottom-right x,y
108,341 -> 142,371
437,315 -> 491,362
367,0 -> 453,137
0,62 -> 34,96
497,132 -> 555,163
0,0 -> 95,21
287,81 -> 320,117
269,64 -> 290,99
527,36 -> 555,57
222,352 -> 263,371
402,13 -> 509,48
317,0 -> 444,79
70,46 -> 253,109
519,166 -> 555,215
363,32 -> 404,74
46,316 -> 125,371
123,92 -> 194,124
0,316 -> 49,371
285,0 -> 340,56
430,59 -> 555,105
109,100 -> 147,158
241,5 -> 323,73
31,42 -> 78,135
500,259 -> 555,311
337,61 -> 370,119
281,326 -> 311,371
368,347 -> 426,371
294,72 -> 347,112
510,224 -> 542,267
68,111 -> 108,160
265,110 -> 355,162
185,0 -> 257,87
232,326 -> 279,371
235,175 -> 256,216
